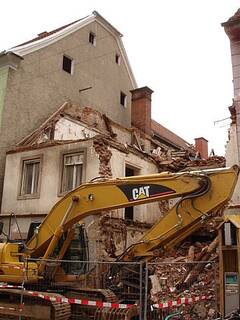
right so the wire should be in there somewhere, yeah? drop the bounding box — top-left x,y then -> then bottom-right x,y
11,212 -> 39,252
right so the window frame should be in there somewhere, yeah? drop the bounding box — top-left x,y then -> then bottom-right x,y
58,149 -> 86,196
115,54 -> 121,65
18,155 -> 43,200
120,91 -> 127,108
62,55 -> 74,74
89,32 -> 96,46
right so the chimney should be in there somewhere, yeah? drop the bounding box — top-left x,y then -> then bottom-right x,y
130,86 -> 153,134
195,137 -> 208,160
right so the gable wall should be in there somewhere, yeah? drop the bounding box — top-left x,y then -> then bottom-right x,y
0,21 -> 134,201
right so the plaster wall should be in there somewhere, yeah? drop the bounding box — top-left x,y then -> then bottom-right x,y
111,125 -> 132,145
54,118 -> 98,141
0,21 -> 134,200
1,142 -> 160,221
1,140 -> 98,216
225,123 -> 240,204
230,42 -> 240,101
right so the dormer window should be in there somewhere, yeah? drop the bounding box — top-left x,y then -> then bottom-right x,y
62,55 -> 73,74
89,32 -> 96,46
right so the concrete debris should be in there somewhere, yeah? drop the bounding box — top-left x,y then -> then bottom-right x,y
99,215 -> 153,258
149,274 -> 162,295
150,235 -> 220,319
158,200 -> 169,216
99,214 -> 127,258
151,147 -> 226,172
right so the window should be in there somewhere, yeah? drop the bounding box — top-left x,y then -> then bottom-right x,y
62,55 -> 73,74
115,54 -> 121,65
120,92 -> 127,107
89,32 -> 96,46
61,152 -> 84,193
124,165 -> 140,221
20,158 -> 41,197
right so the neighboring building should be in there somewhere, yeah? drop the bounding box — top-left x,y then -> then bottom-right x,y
0,13 -> 208,260
222,9 -> 240,207
0,11 -> 136,202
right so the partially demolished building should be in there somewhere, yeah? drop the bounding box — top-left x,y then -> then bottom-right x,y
0,12 -> 212,260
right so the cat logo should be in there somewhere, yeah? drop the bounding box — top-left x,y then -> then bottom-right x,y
117,184 -> 176,201
132,186 -> 150,200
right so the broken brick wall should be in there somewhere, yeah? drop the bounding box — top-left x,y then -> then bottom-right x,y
93,138 -> 112,177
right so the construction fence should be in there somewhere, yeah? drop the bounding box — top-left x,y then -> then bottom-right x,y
0,259 -> 218,320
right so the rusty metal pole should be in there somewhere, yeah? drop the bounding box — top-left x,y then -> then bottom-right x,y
19,258 -> 27,320
213,262 -> 219,316
144,263 -> 149,320
139,262 -> 143,320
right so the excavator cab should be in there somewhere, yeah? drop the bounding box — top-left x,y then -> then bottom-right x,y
26,221 -> 41,242
61,224 -> 89,275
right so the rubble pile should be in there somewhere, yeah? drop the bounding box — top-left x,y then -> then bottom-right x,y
158,200 -> 169,216
152,147 -> 225,172
99,215 -> 153,258
185,156 -> 226,170
99,214 -> 127,257
150,237 -> 219,319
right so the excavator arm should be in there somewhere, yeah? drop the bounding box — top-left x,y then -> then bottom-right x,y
26,165 -> 239,265
120,165 -> 239,261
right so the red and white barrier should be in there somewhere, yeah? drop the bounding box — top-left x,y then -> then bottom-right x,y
0,284 -> 212,310
27,291 -> 133,309
0,284 -> 22,289
0,285 -> 133,309
152,295 -> 212,309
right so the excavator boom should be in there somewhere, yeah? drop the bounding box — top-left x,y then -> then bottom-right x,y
26,165 -> 239,263
121,166 -> 239,260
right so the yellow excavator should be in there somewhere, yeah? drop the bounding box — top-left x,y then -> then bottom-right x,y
0,165 -> 238,319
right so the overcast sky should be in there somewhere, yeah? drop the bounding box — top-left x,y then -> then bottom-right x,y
1,0 -> 240,155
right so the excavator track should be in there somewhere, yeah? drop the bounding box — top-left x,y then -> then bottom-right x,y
0,286 -> 137,320
63,287 -> 120,319
94,305 -> 139,320
0,288 -> 71,320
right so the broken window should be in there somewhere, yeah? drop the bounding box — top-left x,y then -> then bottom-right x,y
120,92 -> 127,107
61,152 -> 84,193
20,158 -> 41,197
115,54 -> 121,65
89,32 -> 96,46
62,55 -> 73,74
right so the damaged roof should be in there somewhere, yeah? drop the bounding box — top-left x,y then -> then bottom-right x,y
151,119 -> 194,151
17,102 -> 112,147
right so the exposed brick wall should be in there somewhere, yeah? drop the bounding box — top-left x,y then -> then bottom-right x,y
93,138 -> 112,177
131,86 -> 153,134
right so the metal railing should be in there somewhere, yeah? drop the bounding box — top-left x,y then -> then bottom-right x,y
0,258 -> 218,320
